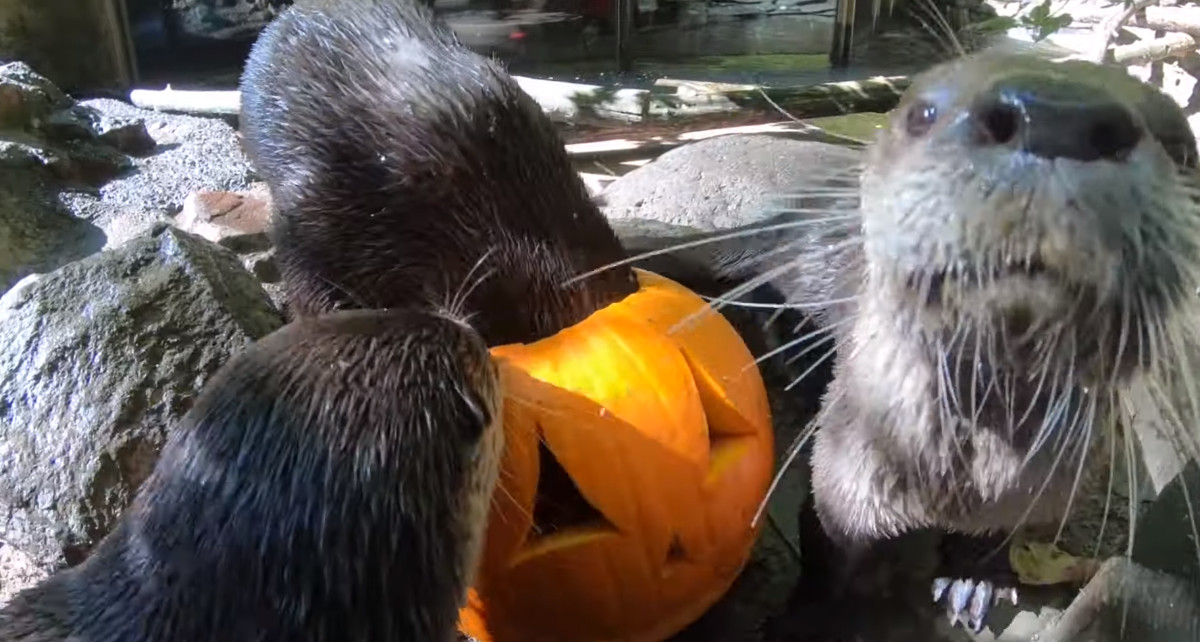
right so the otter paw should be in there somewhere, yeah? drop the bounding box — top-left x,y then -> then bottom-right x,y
931,577 -> 1018,633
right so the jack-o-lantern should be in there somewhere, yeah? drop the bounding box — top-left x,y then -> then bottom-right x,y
458,268 -> 775,642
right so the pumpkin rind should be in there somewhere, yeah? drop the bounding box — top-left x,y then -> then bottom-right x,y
459,269 -> 774,642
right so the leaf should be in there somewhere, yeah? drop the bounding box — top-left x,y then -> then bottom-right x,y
1009,541 -> 1103,586
1028,0 -> 1052,22
976,15 -> 1020,34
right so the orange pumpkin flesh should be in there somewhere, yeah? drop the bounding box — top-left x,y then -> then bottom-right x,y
459,268 -> 774,642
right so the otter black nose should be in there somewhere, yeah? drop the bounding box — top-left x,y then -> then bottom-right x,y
968,78 -> 1143,162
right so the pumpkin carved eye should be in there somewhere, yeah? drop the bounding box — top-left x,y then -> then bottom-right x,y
459,270 -> 775,642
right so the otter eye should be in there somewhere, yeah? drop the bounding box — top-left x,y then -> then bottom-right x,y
905,99 -> 939,137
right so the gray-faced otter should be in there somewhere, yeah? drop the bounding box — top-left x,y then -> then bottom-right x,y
1,0 -> 650,639
624,52 -> 1200,634
238,0 -> 638,344
0,308 -> 504,641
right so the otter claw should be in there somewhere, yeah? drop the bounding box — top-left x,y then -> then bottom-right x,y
932,577 -> 1019,633
932,576 -> 952,602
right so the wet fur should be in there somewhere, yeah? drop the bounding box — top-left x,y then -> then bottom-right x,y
0,309 -> 504,641
624,54 -> 1200,550
239,0 -> 637,345
0,0 -> 656,639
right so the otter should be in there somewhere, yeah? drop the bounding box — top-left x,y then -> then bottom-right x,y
0,308 -> 504,641
238,0 -> 638,345
1,0 -> 650,639
624,53 -> 1200,634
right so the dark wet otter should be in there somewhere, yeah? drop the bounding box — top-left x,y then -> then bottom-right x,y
238,0 -> 637,346
1,0 -> 649,639
0,308 -> 504,641
625,52 -> 1200,633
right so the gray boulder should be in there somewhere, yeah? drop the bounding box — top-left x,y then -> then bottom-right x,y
0,62 -> 71,131
1039,557 -> 1200,642
599,134 -> 863,231
0,225 -> 283,572
58,98 -> 255,249
1,60 -> 257,254
0,170 -> 105,294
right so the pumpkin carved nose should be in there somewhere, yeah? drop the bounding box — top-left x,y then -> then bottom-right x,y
967,76 -> 1143,162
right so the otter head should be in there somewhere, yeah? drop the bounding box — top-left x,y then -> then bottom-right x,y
861,53 -> 1200,390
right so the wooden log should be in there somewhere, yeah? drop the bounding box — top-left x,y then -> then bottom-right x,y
129,73 -> 910,126
1111,32 -> 1197,65
715,75 -> 909,119
1091,0 -> 1161,64
129,87 -> 242,116
1141,5 -> 1200,38
562,121 -> 844,162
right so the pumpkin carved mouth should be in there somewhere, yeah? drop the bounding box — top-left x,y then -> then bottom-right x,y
520,400 -> 758,571
519,436 -> 621,564
460,269 -> 774,642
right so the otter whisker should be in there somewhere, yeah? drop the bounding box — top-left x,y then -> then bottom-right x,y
704,293 -> 861,314
1025,375 -> 1070,468
312,270 -> 374,311
940,326 -> 969,419
1053,388 -> 1101,545
1091,406 -> 1120,558
668,247 -> 850,336
934,339 -> 971,499
782,323 -> 852,368
1165,317 -> 1200,460
1107,283 -> 1134,393
771,188 -> 863,203
565,215 -> 860,287
993,387 -> 1095,557
910,0 -> 964,59
444,246 -> 499,320
784,344 -> 839,392
490,473 -> 535,527
750,318 -> 847,369
668,265 -> 806,337
752,404 -> 827,528
1180,478 -> 1200,577
1121,399 -> 1141,558
968,328 -> 991,429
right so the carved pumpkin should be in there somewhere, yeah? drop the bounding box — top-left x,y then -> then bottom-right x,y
458,268 -> 775,642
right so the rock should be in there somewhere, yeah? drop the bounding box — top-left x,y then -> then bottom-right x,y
0,60 -> 252,267
1132,461 -> 1200,583
0,541 -> 45,605
245,251 -> 281,284
0,225 -> 283,572
599,135 -> 863,231
174,185 -> 284,310
0,62 -> 70,131
56,98 -> 255,249
1039,557 -> 1200,642
42,104 -> 157,157
609,217 -> 704,241
0,136 -> 65,172
988,607 -> 1064,641
175,185 -> 273,254
0,169 -> 106,294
